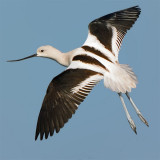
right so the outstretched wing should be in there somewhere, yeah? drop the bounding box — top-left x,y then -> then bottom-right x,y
83,6 -> 141,60
35,69 -> 103,140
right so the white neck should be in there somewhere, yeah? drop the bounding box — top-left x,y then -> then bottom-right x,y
48,48 -> 72,67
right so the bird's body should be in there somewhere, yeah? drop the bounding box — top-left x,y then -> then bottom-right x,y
42,44 -> 137,94
8,6 -> 148,140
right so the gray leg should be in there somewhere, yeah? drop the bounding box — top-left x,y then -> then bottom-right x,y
118,93 -> 137,134
126,92 -> 149,127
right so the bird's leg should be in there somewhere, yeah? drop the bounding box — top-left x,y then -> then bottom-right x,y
125,92 -> 149,127
118,92 -> 137,134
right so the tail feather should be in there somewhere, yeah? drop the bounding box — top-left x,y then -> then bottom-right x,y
104,64 -> 137,93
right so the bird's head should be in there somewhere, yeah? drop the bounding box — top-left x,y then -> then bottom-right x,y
37,45 -> 61,58
7,45 -> 61,62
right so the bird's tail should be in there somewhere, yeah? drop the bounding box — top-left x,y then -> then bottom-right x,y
104,64 -> 137,93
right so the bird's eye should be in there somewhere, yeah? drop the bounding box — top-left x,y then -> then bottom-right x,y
41,50 -> 44,52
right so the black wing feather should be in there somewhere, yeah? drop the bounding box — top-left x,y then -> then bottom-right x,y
35,69 -> 102,140
88,6 -> 141,53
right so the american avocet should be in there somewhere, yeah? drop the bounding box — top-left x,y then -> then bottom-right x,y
8,6 -> 148,140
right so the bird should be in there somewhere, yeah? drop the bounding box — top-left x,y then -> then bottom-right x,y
8,6 -> 149,140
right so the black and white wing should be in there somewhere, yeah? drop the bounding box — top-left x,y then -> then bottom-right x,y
83,6 -> 141,61
35,68 -> 103,140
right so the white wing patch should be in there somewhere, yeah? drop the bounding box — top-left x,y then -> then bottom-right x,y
68,61 -> 106,74
83,32 -> 116,63
111,26 -> 125,59
71,74 -> 103,94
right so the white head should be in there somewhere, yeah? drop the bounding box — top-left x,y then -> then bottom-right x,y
7,45 -> 62,62
36,45 -> 61,59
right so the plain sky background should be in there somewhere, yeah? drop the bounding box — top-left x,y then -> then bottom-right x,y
0,0 -> 160,160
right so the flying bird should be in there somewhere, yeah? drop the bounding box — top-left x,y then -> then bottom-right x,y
8,6 -> 148,140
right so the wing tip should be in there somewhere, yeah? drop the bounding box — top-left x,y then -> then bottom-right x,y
130,5 -> 141,14
35,134 -> 39,141
122,5 -> 141,11
35,131 -> 54,141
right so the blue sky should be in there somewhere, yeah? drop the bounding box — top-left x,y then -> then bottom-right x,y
0,0 -> 160,160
